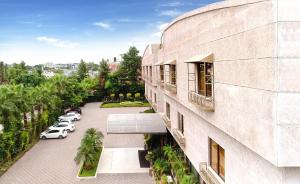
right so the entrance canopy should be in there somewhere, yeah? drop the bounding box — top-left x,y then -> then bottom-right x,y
107,114 -> 167,134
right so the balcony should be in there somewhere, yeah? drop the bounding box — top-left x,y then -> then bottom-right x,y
157,79 -> 164,88
188,91 -> 214,111
199,163 -> 222,184
162,114 -> 171,128
172,129 -> 185,146
165,83 -> 177,94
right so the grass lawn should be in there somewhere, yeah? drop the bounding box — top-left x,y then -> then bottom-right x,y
101,101 -> 150,108
78,149 -> 102,177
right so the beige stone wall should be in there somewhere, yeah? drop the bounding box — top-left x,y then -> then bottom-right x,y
142,0 -> 300,183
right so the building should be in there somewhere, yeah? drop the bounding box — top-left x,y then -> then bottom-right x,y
142,0 -> 300,184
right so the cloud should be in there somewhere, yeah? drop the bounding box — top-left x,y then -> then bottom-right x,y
152,22 -> 169,37
159,9 -> 181,17
93,22 -> 113,30
36,37 -> 80,48
160,1 -> 183,7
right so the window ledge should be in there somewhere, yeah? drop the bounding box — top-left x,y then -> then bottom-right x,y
172,128 -> 185,146
199,162 -> 224,184
165,83 -> 177,94
188,91 -> 214,111
162,114 -> 171,128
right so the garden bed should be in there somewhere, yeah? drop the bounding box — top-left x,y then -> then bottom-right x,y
100,101 -> 150,108
78,148 -> 102,178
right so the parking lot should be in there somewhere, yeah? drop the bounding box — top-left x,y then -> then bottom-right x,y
0,102 -> 154,184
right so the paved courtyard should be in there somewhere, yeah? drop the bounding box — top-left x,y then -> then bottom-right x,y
0,102 -> 154,184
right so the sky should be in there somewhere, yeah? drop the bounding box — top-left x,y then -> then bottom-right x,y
0,0 -> 219,65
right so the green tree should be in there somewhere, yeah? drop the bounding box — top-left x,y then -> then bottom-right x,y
75,128 -> 104,170
98,59 -> 110,98
77,59 -> 88,81
0,62 -> 5,84
119,47 -> 142,83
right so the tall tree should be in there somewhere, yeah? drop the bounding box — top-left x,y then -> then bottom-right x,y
98,59 -> 110,91
77,59 -> 88,81
119,47 -> 142,83
0,62 -> 5,84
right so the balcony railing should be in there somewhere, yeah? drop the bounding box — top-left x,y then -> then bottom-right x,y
162,114 -> 171,128
165,83 -> 177,94
157,79 -> 164,88
172,129 -> 185,146
199,163 -> 222,184
188,91 -> 214,111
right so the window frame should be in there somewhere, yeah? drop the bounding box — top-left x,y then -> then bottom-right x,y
177,112 -> 184,135
166,102 -> 170,119
209,138 -> 225,181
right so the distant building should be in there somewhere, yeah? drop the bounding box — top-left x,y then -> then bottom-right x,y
42,70 -> 55,78
109,62 -> 119,72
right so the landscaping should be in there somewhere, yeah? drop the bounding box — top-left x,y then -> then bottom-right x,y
101,101 -> 150,108
144,135 -> 199,184
75,128 -> 104,177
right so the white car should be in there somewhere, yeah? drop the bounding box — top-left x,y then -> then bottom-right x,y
49,123 -> 75,133
59,119 -> 75,124
59,112 -> 81,121
40,128 -> 68,139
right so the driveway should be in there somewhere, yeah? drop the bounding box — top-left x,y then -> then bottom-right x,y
0,102 -> 154,184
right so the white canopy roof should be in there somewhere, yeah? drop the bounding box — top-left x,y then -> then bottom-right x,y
164,59 -> 176,65
154,60 -> 164,66
107,113 -> 167,134
185,53 -> 213,63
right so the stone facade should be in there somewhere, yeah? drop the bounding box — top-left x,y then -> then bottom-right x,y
142,0 -> 300,183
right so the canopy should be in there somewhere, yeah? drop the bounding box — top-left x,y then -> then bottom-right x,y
185,53 -> 213,63
154,60 -> 164,66
107,113 -> 167,134
164,59 -> 176,65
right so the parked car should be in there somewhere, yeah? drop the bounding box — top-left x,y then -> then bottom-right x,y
66,107 -> 82,114
40,128 -> 68,139
59,112 -> 81,121
59,119 -> 75,124
49,122 -> 75,133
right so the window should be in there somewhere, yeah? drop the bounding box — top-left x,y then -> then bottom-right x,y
166,103 -> 170,119
169,65 -> 176,85
197,62 -> 213,97
154,93 -> 157,103
177,112 -> 184,135
210,139 -> 225,181
160,65 -> 164,81
48,130 -> 59,133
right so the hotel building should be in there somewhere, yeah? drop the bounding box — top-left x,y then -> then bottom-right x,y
142,0 -> 300,183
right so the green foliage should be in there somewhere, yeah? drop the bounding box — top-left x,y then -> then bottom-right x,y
119,47 -> 142,83
119,93 -> 124,102
101,101 -> 150,108
126,93 -> 132,100
0,61 -> 100,174
77,59 -> 88,81
75,128 -> 103,171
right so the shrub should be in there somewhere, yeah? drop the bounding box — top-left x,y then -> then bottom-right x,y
134,93 -> 141,101
119,93 -> 124,102
110,94 -> 116,102
126,93 -> 132,101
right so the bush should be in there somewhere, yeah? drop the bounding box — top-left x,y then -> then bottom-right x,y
126,93 -> 132,101
119,93 -> 124,102
134,93 -> 141,101
110,94 -> 116,102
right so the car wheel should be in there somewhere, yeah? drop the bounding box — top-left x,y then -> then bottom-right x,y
58,135 -> 63,139
42,136 -> 46,140
74,118 -> 78,121
67,129 -> 71,133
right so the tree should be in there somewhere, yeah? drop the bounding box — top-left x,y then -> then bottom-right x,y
119,47 -> 142,83
77,59 -> 88,81
74,128 -> 103,170
0,62 -> 5,84
98,59 -> 110,97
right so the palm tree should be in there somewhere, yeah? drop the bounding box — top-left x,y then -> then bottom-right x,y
74,128 -> 104,170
